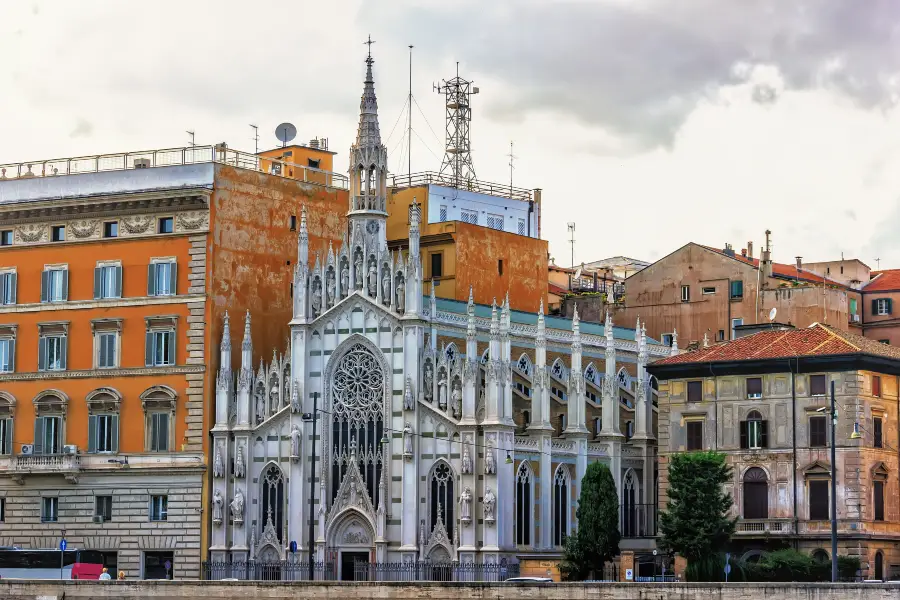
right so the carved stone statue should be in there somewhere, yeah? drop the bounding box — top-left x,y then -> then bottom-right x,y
460,487 -> 472,523
419,519 -> 427,546
230,489 -> 244,524
291,384 -> 301,413
403,422 -> 414,458
484,441 -> 496,475
403,377 -> 415,411
311,280 -> 322,315
483,488 -> 496,523
340,264 -> 349,296
234,444 -> 245,478
326,272 -> 336,306
367,263 -> 378,297
438,371 -> 448,410
354,255 -> 363,289
424,362 -> 434,402
396,278 -> 405,313
382,272 -> 391,304
213,444 -> 224,478
450,380 -> 462,418
290,424 -> 301,459
461,444 -> 472,474
212,489 -> 224,525
255,389 -> 265,424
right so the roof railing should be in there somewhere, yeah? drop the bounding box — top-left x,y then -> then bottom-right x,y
388,171 -> 532,202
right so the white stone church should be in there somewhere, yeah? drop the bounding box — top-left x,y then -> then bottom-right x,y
208,51 -> 671,576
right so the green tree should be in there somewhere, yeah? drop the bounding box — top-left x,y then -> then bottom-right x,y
560,462 -> 621,580
658,451 -> 736,570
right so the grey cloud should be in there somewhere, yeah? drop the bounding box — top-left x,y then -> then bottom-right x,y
69,118 -> 93,138
372,0 -> 900,150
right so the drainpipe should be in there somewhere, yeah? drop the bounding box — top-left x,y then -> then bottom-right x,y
790,358 -> 798,549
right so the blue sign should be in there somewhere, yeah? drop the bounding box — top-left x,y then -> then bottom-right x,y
289,541 -> 298,553
59,539 -> 67,551
724,564 -> 732,575
164,560 -> 172,571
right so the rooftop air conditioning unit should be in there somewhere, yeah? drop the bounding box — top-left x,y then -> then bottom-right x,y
851,314 -> 861,323
63,445 -> 78,455
92,515 -> 105,524
134,158 -> 151,169
21,445 -> 33,455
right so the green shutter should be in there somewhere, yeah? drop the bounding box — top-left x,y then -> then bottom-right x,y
88,415 -> 97,453
8,273 -> 15,305
115,265 -> 123,298
7,339 -> 14,373
38,337 -> 47,371
98,335 -> 107,368
0,274 -> 5,305
111,415 -> 119,453
888,299 -> 893,315
93,267 -> 101,299
169,262 -> 177,295
59,337 -> 67,371
33,417 -> 44,455
3,419 -> 11,455
873,299 -> 879,314
167,330 -> 176,365
145,331 -> 154,367
40,271 -> 49,303
61,270 -> 68,300
147,264 -> 157,296
159,414 -> 169,451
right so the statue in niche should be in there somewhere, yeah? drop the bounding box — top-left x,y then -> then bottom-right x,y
291,385 -> 301,414
283,371 -> 291,408
450,380 -> 462,418
311,280 -> 322,315
396,278 -> 405,313
213,444 -> 224,478
354,254 -> 363,289
326,272 -> 336,306
212,489 -> 224,525
438,371 -> 448,410
419,519 -> 427,546
340,264 -> 349,297
290,424 -> 301,458
403,422 -> 414,458
403,377 -> 415,411
255,389 -> 266,424
382,272 -> 391,304
423,363 -> 434,402
230,489 -> 244,524
461,444 -> 472,474
484,441 -> 496,475
483,488 -> 496,523
269,385 -> 279,416
368,263 -> 378,297
460,487 -> 472,523
234,444 -> 246,478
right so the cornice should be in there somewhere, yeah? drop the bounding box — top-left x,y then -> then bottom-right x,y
0,364 -> 206,382
0,293 -> 206,315
0,189 -> 211,224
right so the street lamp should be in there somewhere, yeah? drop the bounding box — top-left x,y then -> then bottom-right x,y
302,392 -> 320,581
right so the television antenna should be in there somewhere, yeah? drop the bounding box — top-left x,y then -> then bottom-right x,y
186,130 -> 195,148
275,122 -> 297,148
434,62 -> 479,188
769,307 -> 777,322
567,222 -> 576,268
507,140 -> 517,196
250,124 -> 259,154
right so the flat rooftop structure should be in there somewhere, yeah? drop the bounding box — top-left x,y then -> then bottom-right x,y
0,144 -> 348,203
388,171 -> 533,202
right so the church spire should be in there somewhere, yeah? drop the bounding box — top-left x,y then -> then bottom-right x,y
298,204 -> 308,267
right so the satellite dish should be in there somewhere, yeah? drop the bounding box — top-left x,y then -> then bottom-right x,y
275,122 -> 297,147
769,307 -> 777,322
574,267 -> 583,280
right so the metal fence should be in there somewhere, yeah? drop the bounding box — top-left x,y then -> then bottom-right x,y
202,559 -> 518,582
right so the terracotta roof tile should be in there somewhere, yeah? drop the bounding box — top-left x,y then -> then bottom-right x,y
863,269 -> 900,292
701,246 -> 844,288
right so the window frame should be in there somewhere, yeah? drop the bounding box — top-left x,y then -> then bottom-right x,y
95,495 -> 113,521
38,322 -> 69,372
686,380 -> 703,403
681,285 -> 690,302
41,266 -> 68,303
148,258 -> 177,297
731,317 -> 743,340
809,374 -> 827,397
486,213 -> 504,230
686,419 -> 704,451
0,333 -> 14,374
149,495 -> 168,521
809,415 -> 827,448
430,252 -> 444,279
873,415 -> 883,449
157,217 -> 174,235
872,375 -> 882,398
808,479 -> 830,520
702,286 -> 716,295
746,377 -> 763,399
41,496 -> 59,523
103,221 -> 118,238
730,279 -> 744,299
876,298 -> 891,316
873,479 -> 885,522
0,269 -> 16,306
94,262 -> 122,300
0,230 -> 12,246
51,225 -> 66,242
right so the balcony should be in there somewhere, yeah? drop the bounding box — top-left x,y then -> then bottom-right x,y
0,453 -> 82,483
735,519 -> 794,535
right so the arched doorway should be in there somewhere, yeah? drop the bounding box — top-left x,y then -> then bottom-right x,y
328,511 -> 375,581
743,467 -> 768,519
874,551 -> 884,581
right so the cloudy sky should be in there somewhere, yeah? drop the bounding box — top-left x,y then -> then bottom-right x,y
3,0 -> 900,268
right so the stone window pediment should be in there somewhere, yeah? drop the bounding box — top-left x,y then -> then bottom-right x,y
38,321 -> 69,336
140,385 -> 177,411
0,392 -> 16,418
90,318 -> 123,333
86,387 -> 122,414
802,460 -> 831,478
33,389 -> 68,416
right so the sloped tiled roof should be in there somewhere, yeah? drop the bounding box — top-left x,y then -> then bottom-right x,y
701,246 -> 844,288
653,323 -> 900,366
863,269 -> 900,292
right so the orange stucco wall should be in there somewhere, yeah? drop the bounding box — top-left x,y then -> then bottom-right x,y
0,235 -> 194,454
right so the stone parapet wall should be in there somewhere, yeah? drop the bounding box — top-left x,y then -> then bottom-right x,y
3,581 -> 900,600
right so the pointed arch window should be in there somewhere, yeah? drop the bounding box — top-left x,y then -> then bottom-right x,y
429,462 -> 455,533
553,466 -> 570,546
550,359 -> 565,380
584,364 -> 597,384
516,462 -> 534,546
261,464 -> 285,543
516,354 -> 532,377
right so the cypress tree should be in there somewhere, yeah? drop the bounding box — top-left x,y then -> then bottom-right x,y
560,461 -> 621,580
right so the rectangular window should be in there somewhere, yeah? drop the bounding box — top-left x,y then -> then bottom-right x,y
730,279 -> 744,299
681,285 -> 690,302
740,419 -> 768,449
41,497 -> 59,522
150,495 -> 168,521
498,259 -> 504,276
0,230 -> 12,246
747,377 -> 762,399
809,480 -> 829,520
94,264 -> 122,299
874,298 -> 892,316
850,298 -> 857,315
95,495 -> 113,521
731,317 -> 743,339
430,253 -> 443,278
97,332 -> 117,369
702,286 -> 716,294
662,333 -> 673,347
810,374 -> 827,396
460,209 -> 478,225
38,334 -> 67,371
717,329 -> 725,342
0,271 -> 16,305
872,375 -> 881,398
686,420 -> 703,451
0,418 -> 12,455
687,380 -> 702,403
809,415 -> 827,447
51,225 -> 65,242
34,415 -> 62,455
88,414 -> 118,453
307,158 -> 320,169
439,205 -> 448,222
158,217 -> 174,234
41,268 -> 68,302
486,213 -> 504,230
146,330 -> 175,367
148,261 -> 177,296
874,480 -> 885,521
874,417 -> 883,449
0,497 -> 5,522
149,413 -> 170,452
518,218 -> 526,235
103,221 -> 118,238
0,338 -> 13,373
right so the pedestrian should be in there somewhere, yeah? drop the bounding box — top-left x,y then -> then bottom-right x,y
99,567 -> 111,581
117,570 -> 126,580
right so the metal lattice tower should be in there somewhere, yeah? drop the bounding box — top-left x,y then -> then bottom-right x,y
435,64 -> 479,188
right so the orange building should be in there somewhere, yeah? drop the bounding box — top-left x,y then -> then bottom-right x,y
0,143 -> 348,578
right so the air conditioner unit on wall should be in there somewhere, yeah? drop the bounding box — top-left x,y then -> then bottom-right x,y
851,314 -> 861,323
92,515 -> 105,524
63,445 -> 78,455
21,444 -> 33,455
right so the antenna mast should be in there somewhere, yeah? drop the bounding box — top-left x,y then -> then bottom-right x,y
186,130 -> 195,148
408,45 -> 413,186
434,62 -> 479,188
507,140 -> 516,196
250,124 -> 259,155
568,222 -> 576,268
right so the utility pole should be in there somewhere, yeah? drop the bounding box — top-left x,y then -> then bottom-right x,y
507,141 -> 516,196
250,124 -> 259,155
408,45 -> 413,186
567,222 -> 576,268
186,130 -> 195,148
829,380 -> 838,582
304,392 -> 320,581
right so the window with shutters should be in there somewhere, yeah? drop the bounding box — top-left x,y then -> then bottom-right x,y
32,391 -> 66,456
0,416 -> 13,456
150,495 -> 168,521
38,322 -> 68,372
96,332 -> 117,369
686,420 -> 704,451
810,374 -> 827,396
872,375 -> 882,398
86,388 -> 121,454
808,479 -> 830,520
874,416 -> 883,449
0,336 -> 14,373
148,259 -> 177,297
687,380 -> 702,403
743,467 -> 769,519
148,413 -> 170,452
809,415 -> 827,447
95,495 -> 113,521
41,267 -> 68,303
740,410 -> 767,450
874,478 -> 885,522
747,377 -> 763,399
94,263 -> 122,299
141,385 -> 177,453
486,214 -> 504,230
145,316 -> 177,367
0,270 -> 16,305
875,298 -> 892,316
730,279 -> 744,299
41,497 -> 59,522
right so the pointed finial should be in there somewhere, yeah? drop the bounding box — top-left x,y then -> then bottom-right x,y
242,310 -> 252,351
670,328 -> 679,355
573,303 -> 579,324
703,332 -> 709,348
468,286 -> 474,305
605,310 -> 614,340
364,34 -> 375,59
221,311 -> 232,353
539,298 -> 544,316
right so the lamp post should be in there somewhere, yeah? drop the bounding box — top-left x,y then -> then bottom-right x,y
303,392 -> 320,581
829,380 -> 838,582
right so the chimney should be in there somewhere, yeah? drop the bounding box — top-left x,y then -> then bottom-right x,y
795,256 -> 802,272
747,241 -> 754,259
761,230 -> 774,278
723,243 -> 735,257
741,248 -> 747,257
